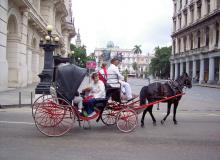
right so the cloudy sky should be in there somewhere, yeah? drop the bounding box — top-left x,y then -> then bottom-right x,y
71,0 -> 173,55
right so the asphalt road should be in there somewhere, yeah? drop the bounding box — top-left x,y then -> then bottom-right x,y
0,81 -> 220,160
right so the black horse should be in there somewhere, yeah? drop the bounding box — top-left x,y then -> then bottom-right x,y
139,73 -> 192,127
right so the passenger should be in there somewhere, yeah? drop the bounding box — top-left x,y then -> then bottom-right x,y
98,62 -> 108,83
107,57 -> 136,101
82,72 -> 106,117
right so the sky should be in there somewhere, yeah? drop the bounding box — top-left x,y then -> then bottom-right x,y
71,0 -> 173,55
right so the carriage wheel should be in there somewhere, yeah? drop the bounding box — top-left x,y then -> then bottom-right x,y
116,108 -> 138,133
101,107 -> 117,126
34,97 -> 75,137
32,94 -> 51,118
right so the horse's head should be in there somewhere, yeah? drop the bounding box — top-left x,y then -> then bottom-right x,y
182,72 -> 192,88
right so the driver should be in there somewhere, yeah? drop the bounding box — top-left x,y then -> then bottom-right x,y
107,57 -> 136,101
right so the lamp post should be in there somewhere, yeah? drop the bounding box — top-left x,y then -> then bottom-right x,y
35,25 -> 60,94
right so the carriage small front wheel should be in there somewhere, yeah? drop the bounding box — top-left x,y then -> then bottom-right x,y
116,108 -> 138,133
101,106 -> 117,126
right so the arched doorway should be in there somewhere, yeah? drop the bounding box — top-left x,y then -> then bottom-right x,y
6,15 -> 19,87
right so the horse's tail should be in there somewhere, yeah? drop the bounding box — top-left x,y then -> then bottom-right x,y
140,86 -> 148,105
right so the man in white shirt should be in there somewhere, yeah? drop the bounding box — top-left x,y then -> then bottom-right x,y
107,58 -> 133,100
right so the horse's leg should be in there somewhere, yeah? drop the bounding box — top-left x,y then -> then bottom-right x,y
148,105 -> 156,126
173,101 -> 179,125
161,102 -> 172,125
141,108 -> 148,128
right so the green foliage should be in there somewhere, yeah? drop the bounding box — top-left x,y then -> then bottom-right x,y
149,46 -> 172,78
133,45 -> 142,54
132,62 -> 138,71
70,43 -> 92,68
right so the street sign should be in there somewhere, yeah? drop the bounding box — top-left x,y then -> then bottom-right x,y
86,61 -> 96,69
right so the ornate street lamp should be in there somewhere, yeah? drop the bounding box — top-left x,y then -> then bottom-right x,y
35,25 -> 60,94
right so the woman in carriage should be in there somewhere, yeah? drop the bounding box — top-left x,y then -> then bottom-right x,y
82,72 -> 106,117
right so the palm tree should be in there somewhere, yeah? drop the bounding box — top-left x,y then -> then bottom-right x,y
132,62 -> 138,77
133,45 -> 142,54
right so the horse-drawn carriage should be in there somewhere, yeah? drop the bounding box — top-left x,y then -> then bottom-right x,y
32,64 -> 191,137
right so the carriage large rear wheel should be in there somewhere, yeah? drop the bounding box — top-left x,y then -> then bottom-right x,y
116,108 -> 138,133
32,94 -> 51,118
101,106 -> 117,126
34,97 -> 75,137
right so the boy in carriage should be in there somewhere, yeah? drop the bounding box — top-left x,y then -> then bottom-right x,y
82,72 -> 106,117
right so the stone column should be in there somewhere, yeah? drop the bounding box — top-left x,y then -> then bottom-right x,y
19,10 -> 28,87
186,58 -> 190,75
208,57 -> 215,84
27,47 -> 32,84
180,59 -> 184,75
199,57 -> 205,84
192,58 -> 197,80
175,61 -> 178,79
218,58 -> 220,85
0,0 -> 8,91
170,62 -> 174,80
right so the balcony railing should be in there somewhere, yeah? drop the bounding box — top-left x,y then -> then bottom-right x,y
171,46 -> 209,59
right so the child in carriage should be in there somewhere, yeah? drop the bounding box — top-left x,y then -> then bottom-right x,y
82,72 -> 106,117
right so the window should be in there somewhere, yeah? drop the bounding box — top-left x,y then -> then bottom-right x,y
197,1 -> 202,19
207,0 -> 210,13
179,15 -> 182,29
206,27 -> 210,46
178,38 -> 181,53
190,6 -> 194,23
174,3 -> 177,13
197,31 -> 201,48
183,36 -> 187,51
216,23 -> 219,47
184,10 -> 188,26
190,34 -> 193,50
173,40 -> 176,54
180,0 -> 182,9
173,19 -> 176,31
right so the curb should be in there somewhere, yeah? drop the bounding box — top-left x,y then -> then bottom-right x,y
192,84 -> 220,89
0,104 -> 31,109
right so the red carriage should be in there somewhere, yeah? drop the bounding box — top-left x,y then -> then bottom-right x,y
32,64 -> 185,137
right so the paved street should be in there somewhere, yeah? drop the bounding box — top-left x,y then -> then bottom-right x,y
0,78 -> 220,160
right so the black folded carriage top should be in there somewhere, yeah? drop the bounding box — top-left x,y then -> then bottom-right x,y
55,64 -> 87,103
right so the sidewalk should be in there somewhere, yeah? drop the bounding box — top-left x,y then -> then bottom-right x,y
0,83 -> 36,107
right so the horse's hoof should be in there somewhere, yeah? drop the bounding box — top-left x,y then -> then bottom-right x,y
141,123 -> 144,128
174,121 -> 178,125
161,120 -> 164,125
153,122 -> 157,126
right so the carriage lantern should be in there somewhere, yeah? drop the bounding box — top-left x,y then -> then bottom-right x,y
35,25 -> 60,94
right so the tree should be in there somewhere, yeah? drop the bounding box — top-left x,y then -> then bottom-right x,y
149,46 -> 172,79
70,43 -> 87,67
132,62 -> 138,77
133,45 -> 142,54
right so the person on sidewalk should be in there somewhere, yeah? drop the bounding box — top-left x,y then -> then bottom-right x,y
107,57 -> 136,100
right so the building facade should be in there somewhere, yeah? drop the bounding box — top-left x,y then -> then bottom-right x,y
0,0 -> 75,91
94,42 -> 152,77
171,0 -> 220,84
75,29 -> 81,48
